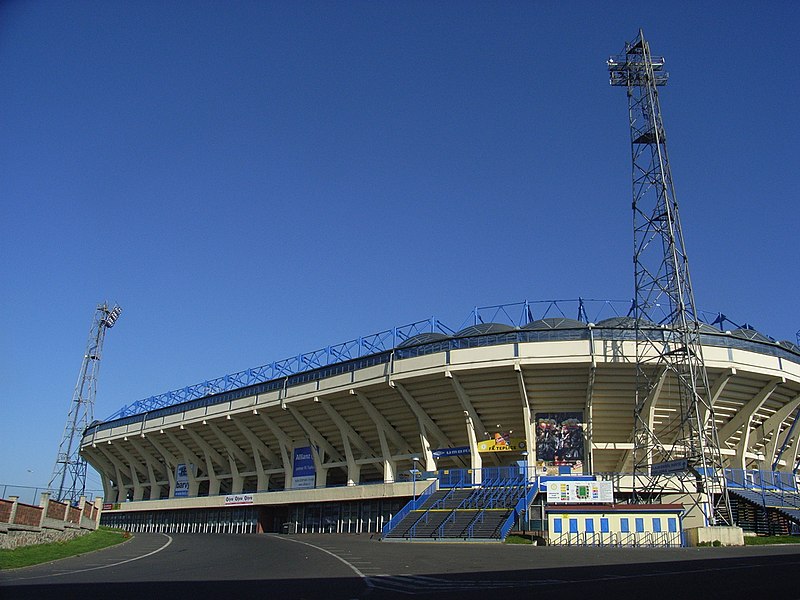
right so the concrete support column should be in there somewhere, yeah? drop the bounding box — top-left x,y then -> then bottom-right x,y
7,496 -> 19,524
310,445 -> 328,488
229,456 -> 244,495
93,497 -> 103,529
38,492 -> 50,528
515,364 -> 537,478
464,412 -> 482,485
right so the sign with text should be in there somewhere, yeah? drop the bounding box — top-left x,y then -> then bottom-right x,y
477,433 -> 527,453
651,459 -> 689,476
292,446 -> 316,489
175,463 -> 190,497
432,446 -> 471,459
224,494 -> 254,506
546,480 -> 614,504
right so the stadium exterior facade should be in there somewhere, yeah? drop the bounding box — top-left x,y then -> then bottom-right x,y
82,300 -> 800,538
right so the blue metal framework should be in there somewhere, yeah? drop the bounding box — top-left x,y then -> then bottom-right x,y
104,299 -> 621,420
98,297 -> 797,429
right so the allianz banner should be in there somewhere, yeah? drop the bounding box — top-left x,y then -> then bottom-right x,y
292,446 -> 316,489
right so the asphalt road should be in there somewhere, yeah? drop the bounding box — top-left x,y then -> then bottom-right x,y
2,533 -> 800,599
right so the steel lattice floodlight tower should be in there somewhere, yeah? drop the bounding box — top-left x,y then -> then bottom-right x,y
48,303 -> 121,504
608,30 -> 731,526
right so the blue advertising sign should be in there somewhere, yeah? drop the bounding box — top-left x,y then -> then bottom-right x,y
292,446 -> 316,489
175,463 -> 189,497
432,446 -> 471,459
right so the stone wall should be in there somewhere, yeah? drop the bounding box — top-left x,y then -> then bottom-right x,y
0,527 -> 89,550
0,493 -> 103,550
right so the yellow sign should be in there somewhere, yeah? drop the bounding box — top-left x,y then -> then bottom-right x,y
477,433 -> 528,453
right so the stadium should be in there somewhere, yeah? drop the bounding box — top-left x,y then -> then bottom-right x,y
82,299 -> 800,545
76,31 -> 800,547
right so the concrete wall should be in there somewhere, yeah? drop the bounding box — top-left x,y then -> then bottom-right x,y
684,526 -> 745,547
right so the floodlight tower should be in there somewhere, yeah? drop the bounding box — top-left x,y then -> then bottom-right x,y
608,31 -> 731,526
48,303 -> 122,503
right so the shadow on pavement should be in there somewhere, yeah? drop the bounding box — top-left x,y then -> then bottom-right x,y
4,551 -> 800,600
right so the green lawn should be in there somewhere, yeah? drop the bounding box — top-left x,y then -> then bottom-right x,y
0,527 -> 130,570
744,535 -> 800,546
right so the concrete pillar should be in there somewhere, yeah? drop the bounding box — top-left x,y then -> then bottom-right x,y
7,496 -> 19,524
77,495 -> 87,527
38,491 -> 50,527
93,497 -> 104,529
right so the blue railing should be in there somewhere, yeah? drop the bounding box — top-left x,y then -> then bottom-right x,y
725,469 -> 797,491
499,485 -> 539,540
380,479 -> 436,536
90,298 -> 799,435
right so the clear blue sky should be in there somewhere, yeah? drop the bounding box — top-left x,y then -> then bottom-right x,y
2,1 -> 798,493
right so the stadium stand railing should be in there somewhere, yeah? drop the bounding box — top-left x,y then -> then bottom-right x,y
382,471 -> 537,542
725,469 -> 800,536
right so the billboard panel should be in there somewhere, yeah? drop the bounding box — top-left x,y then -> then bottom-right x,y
545,480 -> 614,504
535,412 -> 585,474
175,463 -> 190,497
292,446 -> 316,489
477,433 -> 527,453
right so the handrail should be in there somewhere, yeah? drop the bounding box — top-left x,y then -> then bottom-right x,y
381,480 -> 437,536
498,484 -> 538,540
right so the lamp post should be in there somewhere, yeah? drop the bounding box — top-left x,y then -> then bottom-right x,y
411,456 -> 420,505
521,451 -> 529,535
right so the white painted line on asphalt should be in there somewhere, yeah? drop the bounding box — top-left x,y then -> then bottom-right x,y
3,533 -> 173,582
265,534 -> 373,591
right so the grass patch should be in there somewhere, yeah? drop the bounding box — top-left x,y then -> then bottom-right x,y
505,535 -> 533,544
744,535 -> 800,546
0,527 -> 130,570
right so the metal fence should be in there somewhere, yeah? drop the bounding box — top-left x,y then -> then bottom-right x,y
0,484 -> 103,506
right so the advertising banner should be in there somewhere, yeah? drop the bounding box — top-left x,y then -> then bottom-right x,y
650,459 -> 688,476
224,494 -> 254,505
292,446 -> 316,489
535,412 -> 585,474
477,432 -> 527,453
546,480 -> 614,504
432,446 -> 471,459
175,463 -> 190,497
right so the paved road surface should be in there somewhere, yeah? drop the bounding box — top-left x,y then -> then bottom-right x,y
3,533 -> 800,599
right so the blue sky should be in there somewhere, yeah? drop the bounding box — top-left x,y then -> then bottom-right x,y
2,1 -> 798,493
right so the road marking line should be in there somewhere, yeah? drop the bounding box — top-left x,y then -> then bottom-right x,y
4,533 -> 173,582
265,534 -> 373,590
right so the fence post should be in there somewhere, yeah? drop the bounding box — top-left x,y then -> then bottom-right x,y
78,495 -> 87,527
93,496 -> 104,529
38,492 -> 50,528
7,496 -> 19,524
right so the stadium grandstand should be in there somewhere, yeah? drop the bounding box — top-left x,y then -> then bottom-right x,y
83,298 -> 800,545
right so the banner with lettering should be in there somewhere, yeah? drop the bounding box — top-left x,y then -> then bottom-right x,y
292,446 -> 316,489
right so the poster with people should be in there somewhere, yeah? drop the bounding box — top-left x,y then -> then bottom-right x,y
535,412 -> 585,474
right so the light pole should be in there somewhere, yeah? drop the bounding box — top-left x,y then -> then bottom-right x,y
411,456 -> 420,505
521,451 -> 529,535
